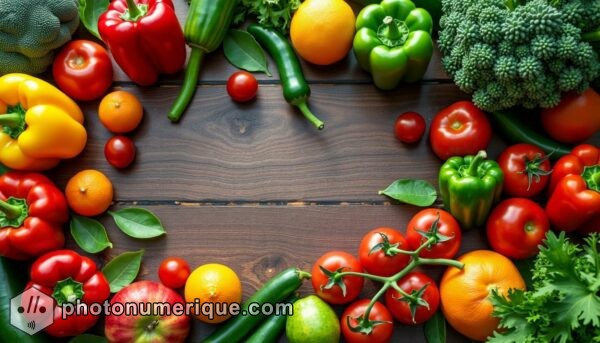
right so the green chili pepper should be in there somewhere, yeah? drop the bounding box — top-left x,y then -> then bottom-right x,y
439,151 -> 504,230
168,0 -> 238,123
247,24 -> 324,130
353,0 -> 434,90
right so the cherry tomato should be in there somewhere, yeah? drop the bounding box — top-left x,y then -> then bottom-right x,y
385,272 -> 439,325
226,71 -> 258,102
394,111 -> 426,143
52,40 -> 113,101
104,135 -> 136,169
429,101 -> 492,160
358,227 -> 410,277
311,251 -> 364,305
541,88 -> 600,144
158,257 -> 191,289
497,143 -> 551,198
341,299 -> 393,343
486,198 -> 550,259
406,209 -> 462,259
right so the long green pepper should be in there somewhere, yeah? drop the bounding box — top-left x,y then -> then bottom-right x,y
439,151 -> 503,230
168,0 -> 238,122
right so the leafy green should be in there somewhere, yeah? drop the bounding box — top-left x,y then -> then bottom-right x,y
70,215 -> 113,254
102,250 -> 144,293
378,179 -> 437,207
424,310 -> 446,343
489,232 -> 600,343
224,29 -> 271,76
233,0 -> 301,34
109,208 -> 166,239
78,0 -> 109,40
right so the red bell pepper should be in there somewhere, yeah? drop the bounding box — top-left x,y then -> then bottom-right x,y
0,172 -> 67,260
545,165 -> 600,232
26,250 -> 111,337
98,0 -> 186,86
547,144 -> 600,195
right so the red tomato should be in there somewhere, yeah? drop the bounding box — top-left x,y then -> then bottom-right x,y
486,198 -> 550,259
52,40 -> 113,101
341,299 -> 393,343
104,135 -> 136,169
385,272 -> 439,325
429,101 -> 492,160
311,251 -> 364,305
227,71 -> 258,102
358,227 -> 410,277
406,209 -> 462,259
158,257 -> 191,289
394,111 -> 426,143
540,88 -> 600,144
497,143 -> 551,198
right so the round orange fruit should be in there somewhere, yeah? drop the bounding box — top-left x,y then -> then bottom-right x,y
440,250 -> 526,341
65,169 -> 114,216
98,90 -> 143,133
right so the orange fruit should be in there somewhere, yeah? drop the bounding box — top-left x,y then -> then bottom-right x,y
65,169 -> 114,216
98,90 -> 143,133
184,263 -> 242,324
439,250 -> 526,341
290,0 -> 355,65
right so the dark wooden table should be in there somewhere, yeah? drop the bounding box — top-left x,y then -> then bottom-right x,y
43,1 -> 596,342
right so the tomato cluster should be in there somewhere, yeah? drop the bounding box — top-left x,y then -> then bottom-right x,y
310,209 -> 463,343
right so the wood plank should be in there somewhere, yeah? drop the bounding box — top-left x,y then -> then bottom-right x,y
72,204 -> 484,342
49,83 -> 497,202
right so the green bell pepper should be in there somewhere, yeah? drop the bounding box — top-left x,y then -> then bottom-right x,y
439,151 -> 504,230
353,0 -> 434,90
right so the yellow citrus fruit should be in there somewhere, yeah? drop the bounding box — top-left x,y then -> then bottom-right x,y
65,169 -> 114,216
440,250 -> 526,341
98,90 -> 144,133
290,0 -> 356,65
184,263 -> 242,324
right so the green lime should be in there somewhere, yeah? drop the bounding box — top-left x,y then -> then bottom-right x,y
286,295 -> 340,343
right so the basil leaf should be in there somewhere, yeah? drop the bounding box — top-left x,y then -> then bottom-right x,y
78,0 -> 109,40
70,215 -> 113,254
102,250 -> 144,293
109,208 -> 166,239
424,310 -> 446,343
223,29 -> 272,76
69,334 -> 107,343
378,179 -> 437,207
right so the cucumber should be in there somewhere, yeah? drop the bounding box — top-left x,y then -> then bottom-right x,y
489,110 -> 572,159
245,294 -> 299,343
202,268 -> 310,343
0,257 -> 50,342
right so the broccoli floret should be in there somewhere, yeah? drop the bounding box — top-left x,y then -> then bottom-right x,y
438,0 -> 600,112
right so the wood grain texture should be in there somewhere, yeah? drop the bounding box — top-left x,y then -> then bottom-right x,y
72,204 -> 484,342
48,83 -> 507,202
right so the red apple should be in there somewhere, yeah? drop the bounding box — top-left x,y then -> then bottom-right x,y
105,281 -> 190,343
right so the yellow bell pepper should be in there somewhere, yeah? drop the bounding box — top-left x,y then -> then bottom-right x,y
0,73 -> 87,171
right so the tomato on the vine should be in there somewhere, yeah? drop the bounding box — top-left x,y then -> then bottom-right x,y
104,135 -> 136,169
358,227 -> 410,277
52,40 -> 113,101
394,111 -> 426,144
497,143 -> 551,198
311,251 -> 364,305
158,257 -> 191,289
486,198 -> 550,259
406,209 -> 462,259
385,272 -> 439,325
226,71 -> 258,102
429,101 -> 492,160
341,299 -> 393,343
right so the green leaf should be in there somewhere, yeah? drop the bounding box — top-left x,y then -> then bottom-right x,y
109,208 -> 166,239
0,163 -> 8,175
78,0 -> 109,40
70,215 -> 113,254
102,250 -> 144,293
223,29 -> 272,76
424,310 -> 446,343
69,334 -> 107,343
378,179 -> 437,207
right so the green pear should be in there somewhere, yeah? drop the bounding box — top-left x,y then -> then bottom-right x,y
286,295 -> 340,343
